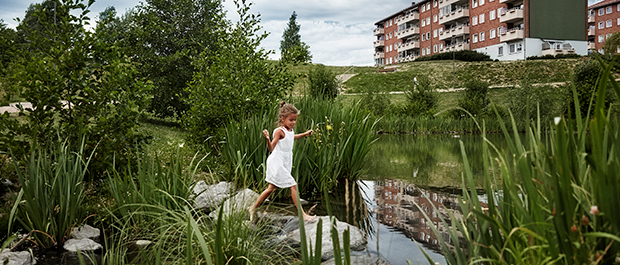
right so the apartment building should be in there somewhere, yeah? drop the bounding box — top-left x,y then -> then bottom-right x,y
374,0 -> 588,66
588,0 -> 620,53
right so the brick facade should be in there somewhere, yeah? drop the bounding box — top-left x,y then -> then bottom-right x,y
469,0 -> 506,49
589,0 -> 620,52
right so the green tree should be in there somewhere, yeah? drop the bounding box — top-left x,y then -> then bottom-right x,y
457,80 -> 490,117
308,64 -> 338,100
0,20 -> 19,104
603,31 -> 620,55
184,0 -> 294,146
122,0 -> 225,118
0,0 -> 152,176
16,0 -> 68,53
566,58 -> 616,118
280,11 -> 312,63
404,75 -> 438,117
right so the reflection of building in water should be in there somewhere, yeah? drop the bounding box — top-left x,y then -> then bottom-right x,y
374,179 -> 488,253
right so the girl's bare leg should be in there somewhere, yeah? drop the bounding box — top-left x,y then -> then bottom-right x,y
249,184 -> 276,222
291,185 -> 316,221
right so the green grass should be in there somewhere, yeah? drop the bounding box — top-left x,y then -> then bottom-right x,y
343,59 -> 579,93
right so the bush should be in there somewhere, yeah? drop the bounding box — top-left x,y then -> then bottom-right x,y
455,80 -> 490,118
414,50 -> 491,62
565,58 -> 616,118
308,64 -> 338,100
527,53 -> 581,60
404,75 -> 438,117
184,3 -> 294,147
360,87 -> 391,116
508,80 -> 562,125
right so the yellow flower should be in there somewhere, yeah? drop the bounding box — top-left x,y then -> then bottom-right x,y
326,125 -> 332,130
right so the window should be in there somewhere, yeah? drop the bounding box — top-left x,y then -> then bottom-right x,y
479,14 -> 485,24
434,0 -> 437,7
426,17 -> 430,24
422,48 -> 426,56
439,43 -> 443,50
422,19 -> 426,27
434,14 -> 438,22
422,5 -> 425,12
426,3 -> 430,10
599,22 -> 605,29
599,48 -> 604,54
599,8 -> 604,16
480,0 -> 485,5
427,32 -> 430,40
422,34 -> 425,41
490,28 -> 496,39
473,16 -> 478,25
433,29 -> 438,38
480,32 -> 485,41
607,6 -> 612,14
498,46 -> 503,56
473,0 -> 478,8
618,3 -> 620,11
599,35 -> 604,43
516,43 -> 522,52
426,47 -> 430,54
607,20 -> 612,27
439,27 -> 443,35
433,45 -> 438,53
607,33 -> 613,39
617,17 -> 620,25
509,44 -> 515,53
490,10 -> 496,20
473,33 -> 478,43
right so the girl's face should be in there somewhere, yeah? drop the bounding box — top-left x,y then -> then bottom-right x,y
281,113 -> 298,130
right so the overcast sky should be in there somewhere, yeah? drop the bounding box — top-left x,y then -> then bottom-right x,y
0,0 -> 607,66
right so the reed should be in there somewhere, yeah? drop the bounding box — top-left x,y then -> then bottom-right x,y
416,55 -> 620,264
222,97 -> 378,196
8,138 -> 92,248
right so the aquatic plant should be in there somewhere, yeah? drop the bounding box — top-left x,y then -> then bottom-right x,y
417,55 -> 620,264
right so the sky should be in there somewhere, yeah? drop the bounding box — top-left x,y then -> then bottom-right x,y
0,0 -> 607,66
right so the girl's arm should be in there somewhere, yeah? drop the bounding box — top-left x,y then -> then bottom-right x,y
294,130 -> 314,140
263,129 -> 284,152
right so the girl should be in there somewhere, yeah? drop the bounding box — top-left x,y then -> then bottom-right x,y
249,101 -> 316,222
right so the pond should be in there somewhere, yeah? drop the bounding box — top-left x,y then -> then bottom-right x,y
313,133 -> 510,264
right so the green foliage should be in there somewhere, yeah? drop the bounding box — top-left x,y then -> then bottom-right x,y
603,31 -> 620,55
0,20 -> 19,105
508,80 -> 562,126
184,1 -> 294,147
0,0 -> 152,176
222,97 -> 377,196
308,64 -> 338,100
280,11 -> 312,64
9,139 -> 91,248
414,50 -> 491,62
120,0 -> 225,118
418,55 -> 620,264
360,87 -> 391,116
404,75 -> 438,117
527,53 -> 582,60
15,0 -> 66,53
456,80 -> 490,117
567,58 -> 616,118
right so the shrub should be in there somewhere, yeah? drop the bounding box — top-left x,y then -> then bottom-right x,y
508,80 -> 562,125
184,3 -> 294,147
360,87 -> 391,116
456,80 -> 490,117
404,75 -> 438,117
565,58 -> 616,118
414,50 -> 491,62
308,64 -> 338,100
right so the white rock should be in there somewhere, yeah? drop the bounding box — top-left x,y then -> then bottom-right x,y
289,216 -> 366,261
0,249 -> 36,265
71,224 -> 100,239
192,181 -> 234,210
209,188 -> 259,219
63,238 -> 102,252
135,240 -> 152,248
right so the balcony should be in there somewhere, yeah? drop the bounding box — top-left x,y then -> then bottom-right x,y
439,25 -> 469,41
500,28 -> 524,42
499,0 -> 519,3
374,52 -> 385,60
438,0 -> 460,8
400,54 -> 419,63
588,29 -> 595,36
440,42 -> 470,52
588,15 -> 595,23
397,26 -> 420,39
397,12 -> 419,25
499,8 -> 524,24
398,41 -> 420,52
373,40 -> 385,48
588,42 -> 596,49
439,8 -> 469,25
373,28 -> 384,36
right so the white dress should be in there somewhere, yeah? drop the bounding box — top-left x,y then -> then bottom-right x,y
265,127 -> 297,188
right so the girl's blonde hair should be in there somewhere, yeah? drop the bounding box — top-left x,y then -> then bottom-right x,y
276,101 -> 298,126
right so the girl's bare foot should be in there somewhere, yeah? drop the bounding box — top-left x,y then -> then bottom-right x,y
303,213 -> 316,222
248,206 -> 256,222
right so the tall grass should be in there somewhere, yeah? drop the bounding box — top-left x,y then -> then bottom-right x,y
417,55 -> 620,264
222,97 -> 378,196
9,139 -> 92,248
375,115 -> 510,134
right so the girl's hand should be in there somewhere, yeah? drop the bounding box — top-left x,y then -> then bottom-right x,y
306,130 -> 314,137
263,129 -> 270,140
